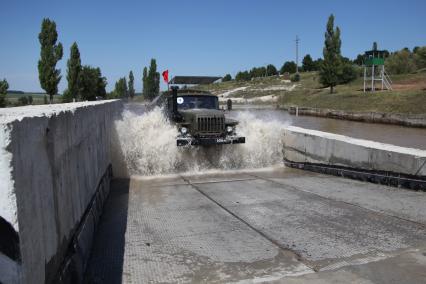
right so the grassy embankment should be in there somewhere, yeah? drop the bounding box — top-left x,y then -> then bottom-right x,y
197,71 -> 426,114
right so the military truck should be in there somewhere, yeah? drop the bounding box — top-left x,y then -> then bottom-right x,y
156,76 -> 245,146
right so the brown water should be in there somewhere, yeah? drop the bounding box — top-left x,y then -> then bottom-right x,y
231,109 -> 426,150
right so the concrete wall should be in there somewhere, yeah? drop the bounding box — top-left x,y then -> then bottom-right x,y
283,126 -> 426,177
0,101 -> 121,284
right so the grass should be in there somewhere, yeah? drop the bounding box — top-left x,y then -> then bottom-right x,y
131,94 -> 147,103
5,93 -> 62,106
196,71 -> 426,114
280,72 -> 426,114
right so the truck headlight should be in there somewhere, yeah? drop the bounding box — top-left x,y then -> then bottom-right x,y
180,127 -> 188,135
226,126 -> 234,134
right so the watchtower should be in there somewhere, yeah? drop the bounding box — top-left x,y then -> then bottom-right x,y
363,42 -> 392,92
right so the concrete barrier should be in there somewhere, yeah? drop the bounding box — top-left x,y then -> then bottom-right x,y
0,101 -> 122,284
283,126 -> 426,188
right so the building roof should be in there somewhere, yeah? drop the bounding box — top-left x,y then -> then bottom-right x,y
169,76 -> 222,85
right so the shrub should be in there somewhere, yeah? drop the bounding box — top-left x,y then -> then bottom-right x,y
0,94 -> 6,108
250,67 -> 267,78
18,96 -> 29,105
385,49 -> 416,74
222,74 -> 232,82
290,73 -> 300,82
0,79 -> 8,108
339,63 -> 358,84
414,46 -> 426,69
62,89 -> 73,103
266,64 -> 278,76
28,95 -> 33,104
235,71 -> 251,81
302,55 -> 315,72
280,61 -> 297,74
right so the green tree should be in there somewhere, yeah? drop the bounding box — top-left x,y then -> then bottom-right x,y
0,79 -> 8,94
128,70 -> 135,99
18,96 -> 29,105
113,77 -> 128,98
319,14 -> 342,93
280,61 -> 297,74
339,64 -> 358,84
145,59 -> 160,100
302,55 -> 315,72
142,67 -> 148,98
290,73 -> 300,82
414,46 -> 426,69
78,66 -> 107,100
266,64 -> 278,76
96,68 -> 107,99
64,42 -> 81,102
250,67 -> 267,78
222,74 -> 232,82
353,54 -> 364,65
313,58 -> 323,71
38,18 -> 63,103
385,49 -> 416,74
235,71 -> 251,81
0,79 -> 9,107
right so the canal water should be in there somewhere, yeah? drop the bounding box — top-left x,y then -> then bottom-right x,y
230,108 -> 426,150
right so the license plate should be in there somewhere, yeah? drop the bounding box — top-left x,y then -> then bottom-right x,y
216,138 -> 227,143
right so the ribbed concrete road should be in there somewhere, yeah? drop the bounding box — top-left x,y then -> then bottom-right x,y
85,168 -> 426,283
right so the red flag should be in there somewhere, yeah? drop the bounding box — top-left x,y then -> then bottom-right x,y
162,70 -> 169,83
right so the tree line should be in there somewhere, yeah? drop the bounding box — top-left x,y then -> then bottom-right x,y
229,56 -> 325,82
2,16 -> 425,107
225,14 -> 426,94
228,15 -> 358,90
384,47 -> 426,74
38,18 -> 161,103
226,56 -> 322,83
106,58 -> 160,100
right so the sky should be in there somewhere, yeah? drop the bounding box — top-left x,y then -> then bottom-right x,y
1,0 -> 425,93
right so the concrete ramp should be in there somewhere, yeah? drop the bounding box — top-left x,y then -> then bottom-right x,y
85,168 -> 426,283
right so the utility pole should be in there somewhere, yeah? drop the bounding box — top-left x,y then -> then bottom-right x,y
295,35 -> 300,74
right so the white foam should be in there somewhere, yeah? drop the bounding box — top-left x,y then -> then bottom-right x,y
112,107 -> 288,176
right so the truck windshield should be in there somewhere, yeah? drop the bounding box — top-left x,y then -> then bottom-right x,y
177,96 -> 218,110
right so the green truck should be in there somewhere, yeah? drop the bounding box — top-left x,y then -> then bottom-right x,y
163,87 -> 245,146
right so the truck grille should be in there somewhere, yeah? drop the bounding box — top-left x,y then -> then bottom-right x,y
197,116 -> 224,134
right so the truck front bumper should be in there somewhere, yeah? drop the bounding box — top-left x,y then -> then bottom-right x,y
177,136 -> 245,146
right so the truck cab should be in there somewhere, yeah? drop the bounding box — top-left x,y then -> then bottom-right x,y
164,87 -> 245,146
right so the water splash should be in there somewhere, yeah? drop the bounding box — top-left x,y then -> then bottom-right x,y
111,107 -> 288,177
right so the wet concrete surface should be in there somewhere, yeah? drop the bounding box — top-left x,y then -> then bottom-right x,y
85,167 -> 426,283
